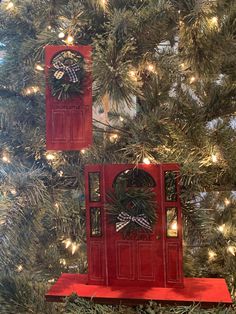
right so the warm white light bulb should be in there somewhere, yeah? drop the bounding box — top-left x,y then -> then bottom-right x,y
46,153 -> 55,161
32,86 -> 39,93
58,32 -> 65,39
147,63 -> 155,72
63,239 -> 72,249
17,265 -> 23,272
190,76 -> 196,84
211,154 -> 218,163
208,250 -> 217,260
227,246 -> 235,256
59,258 -> 66,266
35,64 -> 44,71
119,116 -> 124,122
81,149 -> 86,154
209,16 -> 218,28
2,155 -> 10,163
65,35 -> 74,45
143,157 -> 151,165
10,189 -> 17,195
109,134 -> 118,143
218,224 -> 225,233
6,2 -> 14,10
71,243 -> 78,255
224,198 -> 230,206
100,0 -> 107,9
129,70 -> 138,81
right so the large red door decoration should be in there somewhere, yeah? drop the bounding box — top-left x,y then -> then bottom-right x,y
85,163 -> 184,288
45,45 -> 92,151
46,163 -> 232,304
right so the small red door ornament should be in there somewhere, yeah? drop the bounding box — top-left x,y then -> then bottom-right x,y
85,163 -> 184,288
45,45 -> 92,151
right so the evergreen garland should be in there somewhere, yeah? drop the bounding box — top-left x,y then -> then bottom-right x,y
107,184 -> 157,237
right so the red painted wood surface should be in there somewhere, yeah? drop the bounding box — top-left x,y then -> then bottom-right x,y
45,273 -> 233,305
45,45 -> 92,151
85,163 -> 183,288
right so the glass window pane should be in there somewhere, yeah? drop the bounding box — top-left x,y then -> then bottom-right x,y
166,207 -> 178,237
165,171 -> 177,201
89,172 -> 101,202
90,207 -> 102,236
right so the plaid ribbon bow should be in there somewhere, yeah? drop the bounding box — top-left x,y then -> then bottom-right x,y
116,211 -> 152,232
53,61 -> 81,83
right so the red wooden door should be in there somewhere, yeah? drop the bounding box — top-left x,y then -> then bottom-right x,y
104,164 -> 164,287
45,45 -> 92,151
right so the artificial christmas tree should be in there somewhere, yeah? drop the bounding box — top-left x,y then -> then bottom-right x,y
0,0 -> 235,313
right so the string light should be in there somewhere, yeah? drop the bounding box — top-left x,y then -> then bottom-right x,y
24,86 -> 40,95
45,153 -> 55,161
65,35 -> 74,45
58,32 -> 65,39
208,250 -> 217,260
63,239 -> 72,249
2,155 -> 10,163
10,189 -> 17,195
0,219 -> 5,225
143,157 -> 151,164
54,202 -> 59,209
109,133 -> 118,143
209,17 -> 218,28
59,170 -> 64,177
100,0 -> 107,10
6,2 -> 14,10
71,243 -> 78,255
119,116 -> 124,122
32,86 -> 40,93
59,258 -> 66,266
48,278 -> 55,283
81,149 -> 86,154
146,63 -> 155,73
129,70 -> 138,81
224,198 -> 230,206
218,224 -> 225,233
35,64 -> 44,71
189,76 -> 196,84
47,25 -> 52,30
17,265 -> 23,272
227,246 -> 235,256
211,153 -> 218,163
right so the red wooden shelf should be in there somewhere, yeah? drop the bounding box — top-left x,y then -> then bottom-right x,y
45,273 -> 233,306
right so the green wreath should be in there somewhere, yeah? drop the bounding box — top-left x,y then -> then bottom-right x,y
49,50 -> 85,100
107,184 -> 157,237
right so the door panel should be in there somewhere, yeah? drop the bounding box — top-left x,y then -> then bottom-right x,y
116,241 -> 135,280
105,164 -> 164,287
137,241 -> 155,280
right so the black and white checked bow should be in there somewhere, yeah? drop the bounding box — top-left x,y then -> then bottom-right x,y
116,211 -> 152,232
53,61 -> 81,83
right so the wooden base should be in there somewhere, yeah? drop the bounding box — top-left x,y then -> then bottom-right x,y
45,274 -> 232,306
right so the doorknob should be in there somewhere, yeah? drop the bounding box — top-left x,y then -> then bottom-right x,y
156,235 -> 161,240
